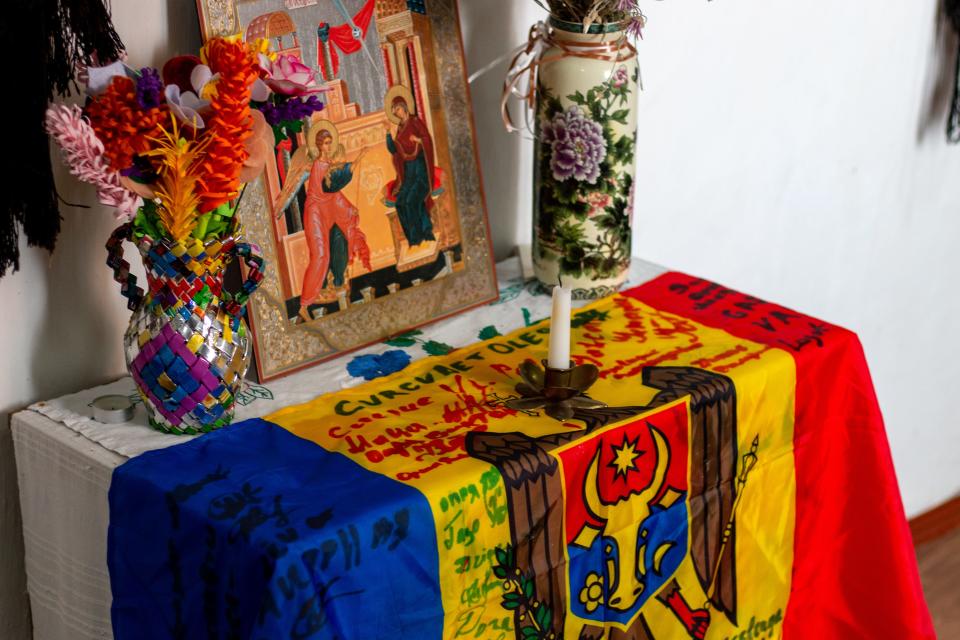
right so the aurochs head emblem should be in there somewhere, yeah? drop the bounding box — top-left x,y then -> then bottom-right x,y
557,400 -> 692,627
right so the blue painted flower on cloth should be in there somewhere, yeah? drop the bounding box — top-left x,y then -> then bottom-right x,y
347,350 -> 412,381
542,106 -> 606,184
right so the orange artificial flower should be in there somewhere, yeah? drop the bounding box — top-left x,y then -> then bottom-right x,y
194,38 -> 259,213
85,76 -> 169,172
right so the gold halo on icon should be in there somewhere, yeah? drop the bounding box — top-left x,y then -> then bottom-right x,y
307,119 -> 339,159
384,84 -> 416,124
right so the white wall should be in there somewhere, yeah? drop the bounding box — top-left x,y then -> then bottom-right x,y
2,1 -> 958,637
469,0 -> 960,516
627,0 -> 960,517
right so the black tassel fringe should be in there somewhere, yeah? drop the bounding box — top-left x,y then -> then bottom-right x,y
0,0 -> 124,277
946,0 -> 960,142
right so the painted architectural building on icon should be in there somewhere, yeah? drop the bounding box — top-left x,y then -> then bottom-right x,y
246,11 -> 302,59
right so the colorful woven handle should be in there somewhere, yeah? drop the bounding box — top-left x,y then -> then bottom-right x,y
221,242 -> 265,319
106,223 -> 145,311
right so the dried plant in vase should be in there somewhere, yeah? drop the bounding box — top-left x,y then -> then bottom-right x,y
531,0 -> 647,36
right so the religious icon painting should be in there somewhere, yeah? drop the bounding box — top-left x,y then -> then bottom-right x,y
194,0 -> 497,380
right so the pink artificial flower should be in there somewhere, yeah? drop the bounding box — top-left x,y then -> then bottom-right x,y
258,53 -> 325,96
44,104 -> 142,221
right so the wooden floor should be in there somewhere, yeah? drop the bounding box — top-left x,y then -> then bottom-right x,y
916,526 -> 960,638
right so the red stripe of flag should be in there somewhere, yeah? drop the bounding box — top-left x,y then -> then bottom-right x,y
624,273 -> 934,639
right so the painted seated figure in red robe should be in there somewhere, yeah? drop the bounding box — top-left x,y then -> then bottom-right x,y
384,95 -> 436,247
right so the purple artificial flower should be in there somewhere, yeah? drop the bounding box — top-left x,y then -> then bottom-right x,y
542,107 -> 607,184
617,0 -> 639,11
135,67 -> 164,109
257,94 -> 325,127
120,156 -> 157,183
626,15 -> 646,40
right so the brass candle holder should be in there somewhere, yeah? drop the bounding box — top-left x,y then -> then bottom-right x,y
505,359 -> 607,421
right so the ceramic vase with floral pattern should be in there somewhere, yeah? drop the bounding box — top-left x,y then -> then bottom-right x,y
534,19 -> 638,298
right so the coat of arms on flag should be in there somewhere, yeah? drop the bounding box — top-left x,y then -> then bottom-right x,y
468,366 -> 747,639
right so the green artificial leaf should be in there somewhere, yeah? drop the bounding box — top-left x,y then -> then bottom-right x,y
478,325 -> 501,341
422,340 -> 453,356
192,212 -> 211,241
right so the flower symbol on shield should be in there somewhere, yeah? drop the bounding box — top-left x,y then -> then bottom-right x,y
579,572 -> 604,613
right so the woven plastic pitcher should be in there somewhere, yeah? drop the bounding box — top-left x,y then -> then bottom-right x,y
106,223 -> 264,434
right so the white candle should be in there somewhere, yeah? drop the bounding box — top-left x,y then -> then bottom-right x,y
547,284 -> 572,369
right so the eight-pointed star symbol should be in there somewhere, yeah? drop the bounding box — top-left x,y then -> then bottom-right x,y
608,432 -> 645,481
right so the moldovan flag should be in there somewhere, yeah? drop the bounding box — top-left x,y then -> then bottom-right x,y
108,273 -> 934,639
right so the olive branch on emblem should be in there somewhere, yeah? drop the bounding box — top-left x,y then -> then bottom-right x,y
493,545 -> 556,640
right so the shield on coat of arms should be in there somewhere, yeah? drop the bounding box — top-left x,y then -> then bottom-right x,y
556,400 -> 691,629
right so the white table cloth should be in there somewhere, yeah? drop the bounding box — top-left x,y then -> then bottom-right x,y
12,258 -> 665,640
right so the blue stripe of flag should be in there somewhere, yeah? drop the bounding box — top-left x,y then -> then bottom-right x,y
108,419 -> 443,639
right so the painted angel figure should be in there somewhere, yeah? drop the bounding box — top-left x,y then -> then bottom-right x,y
383,85 -> 437,247
275,120 -> 372,322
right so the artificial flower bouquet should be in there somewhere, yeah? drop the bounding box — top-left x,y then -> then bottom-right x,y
44,37 -> 328,434
45,37 -> 326,244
